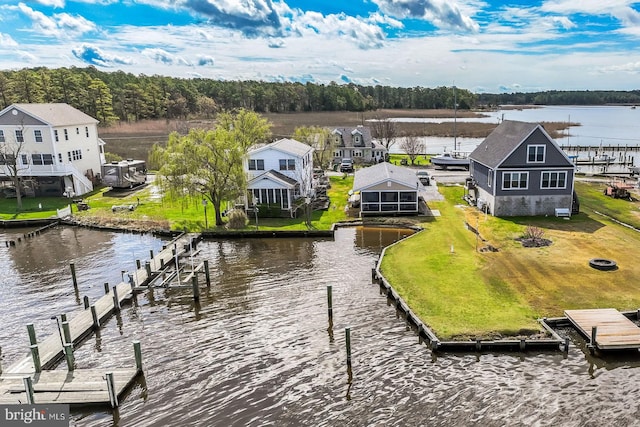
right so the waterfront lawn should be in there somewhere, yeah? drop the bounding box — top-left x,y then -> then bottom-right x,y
388,153 -> 431,166
0,196 -> 70,219
381,184 -> 640,340
574,180 -> 640,229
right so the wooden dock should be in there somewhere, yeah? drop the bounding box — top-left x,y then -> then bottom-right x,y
0,369 -> 138,406
565,308 -> 640,351
0,233 -> 200,407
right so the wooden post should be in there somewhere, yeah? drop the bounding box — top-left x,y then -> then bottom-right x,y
204,260 -> 211,287
161,258 -> 165,269
83,295 -> 90,309
112,286 -> 121,311
64,344 -> 74,371
564,337 -> 570,353
136,259 -> 141,269
133,341 -> 143,372
476,339 -> 481,351
91,305 -> 100,329
345,327 -> 353,382
145,261 -> 152,278
106,372 -> 118,408
23,377 -> 35,404
70,262 -> 78,288
104,282 -> 110,294
591,326 -> 598,346
192,275 -> 200,301
149,250 -> 154,259
30,345 -> 41,373
327,286 -> 333,326
62,321 -> 72,345
27,323 -> 37,346
371,268 -> 377,284
519,339 -> 526,351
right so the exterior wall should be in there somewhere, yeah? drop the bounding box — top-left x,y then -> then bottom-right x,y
0,107 -> 102,194
470,160 -> 491,194
501,129 -> 570,168
247,147 -> 313,197
494,194 -> 573,217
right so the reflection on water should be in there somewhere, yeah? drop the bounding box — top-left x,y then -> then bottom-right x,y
2,226 -> 640,426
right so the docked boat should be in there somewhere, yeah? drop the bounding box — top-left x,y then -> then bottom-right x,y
430,152 -> 470,170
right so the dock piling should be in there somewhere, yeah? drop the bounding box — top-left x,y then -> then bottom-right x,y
90,305 -> 100,329
145,261 -> 152,279
192,275 -> 200,301
327,286 -> 334,327
204,260 -> 211,287
106,372 -> 118,408
136,259 -> 141,269
591,326 -> 598,346
103,282 -> 110,295
64,344 -> 75,371
62,320 -> 72,345
345,327 -> 352,381
30,345 -> 41,373
112,286 -> 121,311
70,263 -> 78,288
83,295 -> 90,309
23,377 -> 35,404
149,250 -> 154,259
133,341 -> 143,372
27,323 -> 37,346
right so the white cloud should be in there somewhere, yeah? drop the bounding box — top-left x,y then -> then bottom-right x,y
17,2 -> 97,38
34,0 -> 65,7
372,0 -> 479,32
0,33 -> 19,47
72,44 -> 133,67
142,48 -> 193,66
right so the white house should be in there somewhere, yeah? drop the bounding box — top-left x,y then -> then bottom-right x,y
245,138 -> 314,217
0,103 -> 106,197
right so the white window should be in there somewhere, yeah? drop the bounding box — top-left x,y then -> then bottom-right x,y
34,130 -> 43,143
31,154 -> 54,165
85,127 -> 89,137
249,159 -> 264,171
64,129 -> 69,141
527,145 -> 545,163
76,127 -> 80,135
502,172 -> 528,190
0,130 -> 5,143
58,153 -> 62,163
15,130 -> 24,143
334,150 -> 343,158
353,150 -> 363,157
488,169 -> 494,188
68,149 -> 82,161
541,171 -> 567,189
54,130 -> 59,142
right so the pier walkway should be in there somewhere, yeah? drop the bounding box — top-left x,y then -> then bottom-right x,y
0,233 -> 199,406
565,308 -> 640,351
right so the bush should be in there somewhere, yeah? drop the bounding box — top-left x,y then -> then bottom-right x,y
226,209 -> 248,229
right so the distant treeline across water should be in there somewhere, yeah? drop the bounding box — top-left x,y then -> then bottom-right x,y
1,66 -> 640,125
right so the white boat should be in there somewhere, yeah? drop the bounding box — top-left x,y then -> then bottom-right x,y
430,152 -> 470,169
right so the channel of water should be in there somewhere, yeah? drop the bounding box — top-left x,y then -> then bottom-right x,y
1,226 -> 639,426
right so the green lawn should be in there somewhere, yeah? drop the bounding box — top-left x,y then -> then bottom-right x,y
381,182 -> 640,340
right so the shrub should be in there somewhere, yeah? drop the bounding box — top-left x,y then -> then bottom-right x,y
226,209 -> 248,229
523,225 -> 545,242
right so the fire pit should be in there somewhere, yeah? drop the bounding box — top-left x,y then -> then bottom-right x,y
589,258 -> 618,271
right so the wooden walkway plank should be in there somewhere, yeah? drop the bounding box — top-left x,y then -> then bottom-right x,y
565,308 -> 640,350
0,369 -> 139,406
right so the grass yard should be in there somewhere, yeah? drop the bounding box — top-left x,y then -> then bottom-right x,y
381,183 -> 640,340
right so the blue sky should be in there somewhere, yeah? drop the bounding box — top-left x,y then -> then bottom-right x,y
1,0 -> 639,92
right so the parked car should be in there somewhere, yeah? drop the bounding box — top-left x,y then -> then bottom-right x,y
340,158 -> 354,173
415,170 -> 431,186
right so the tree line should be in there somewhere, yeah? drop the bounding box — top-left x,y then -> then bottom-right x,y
1,66 -> 639,126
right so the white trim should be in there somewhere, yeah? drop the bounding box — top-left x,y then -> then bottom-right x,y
540,171 -> 568,189
502,171 -> 529,190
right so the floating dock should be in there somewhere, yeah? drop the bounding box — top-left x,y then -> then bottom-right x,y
565,308 -> 640,351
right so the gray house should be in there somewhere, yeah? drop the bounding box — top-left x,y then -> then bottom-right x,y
331,126 -> 387,165
353,162 -> 420,215
467,120 -> 575,217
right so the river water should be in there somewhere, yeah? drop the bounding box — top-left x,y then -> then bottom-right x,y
1,226 -> 640,426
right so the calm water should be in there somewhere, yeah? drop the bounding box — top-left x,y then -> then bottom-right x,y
389,105 -> 640,155
1,226 -> 640,426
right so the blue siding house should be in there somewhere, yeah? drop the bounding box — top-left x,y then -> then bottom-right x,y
467,120 -> 576,217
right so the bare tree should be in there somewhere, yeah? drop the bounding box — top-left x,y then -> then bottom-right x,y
0,123 -> 28,210
293,126 -> 332,168
400,134 -> 425,166
371,115 -> 397,151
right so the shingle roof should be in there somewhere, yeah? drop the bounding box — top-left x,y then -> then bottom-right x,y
469,120 -> 540,168
7,103 -> 99,126
250,138 -> 313,157
353,162 -> 418,191
332,126 -> 373,147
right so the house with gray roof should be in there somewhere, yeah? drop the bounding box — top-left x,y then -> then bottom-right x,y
352,162 -> 420,215
245,138 -> 314,217
467,120 -> 576,217
0,103 -> 105,197
331,126 -> 386,165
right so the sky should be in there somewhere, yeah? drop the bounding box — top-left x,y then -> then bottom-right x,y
1,0 -> 640,93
